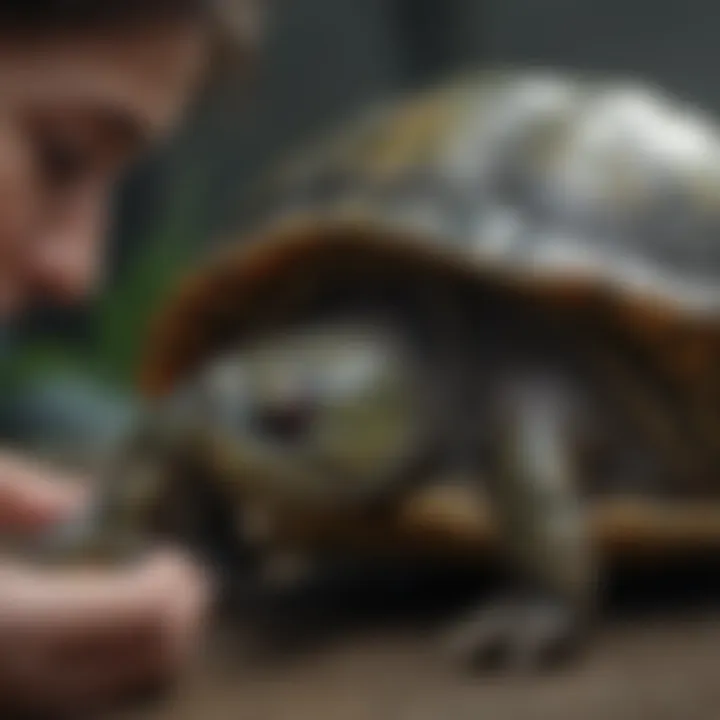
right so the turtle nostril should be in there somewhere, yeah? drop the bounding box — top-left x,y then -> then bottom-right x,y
252,401 -> 314,444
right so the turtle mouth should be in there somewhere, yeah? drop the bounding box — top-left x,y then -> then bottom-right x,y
204,433 -> 332,508
202,404 -> 421,511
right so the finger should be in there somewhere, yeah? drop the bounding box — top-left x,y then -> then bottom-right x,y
158,549 -> 213,670
0,453 -> 86,532
42,627 -> 174,715
0,551 -> 211,715
48,585 -> 210,714
0,641 -> 171,719
54,551 -> 211,714
54,549 -> 212,666
0,549 -> 210,643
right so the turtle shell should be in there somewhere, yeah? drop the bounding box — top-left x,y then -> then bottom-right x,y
136,69 -> 720,563
140,69 -> 720,401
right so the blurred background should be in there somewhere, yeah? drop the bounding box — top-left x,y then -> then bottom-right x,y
2,0 -> 720,464
2,2 -> 720,718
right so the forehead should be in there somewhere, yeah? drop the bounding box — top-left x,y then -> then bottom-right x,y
0,24 -> 209,144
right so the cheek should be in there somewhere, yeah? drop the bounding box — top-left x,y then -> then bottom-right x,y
0,117 -> 37,255
0,118 -> 41,316
30,184 -> 110,302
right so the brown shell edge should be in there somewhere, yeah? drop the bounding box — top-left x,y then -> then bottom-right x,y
140,213 -> 720,399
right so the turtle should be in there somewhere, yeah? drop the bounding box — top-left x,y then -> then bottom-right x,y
37,68 -> 720,670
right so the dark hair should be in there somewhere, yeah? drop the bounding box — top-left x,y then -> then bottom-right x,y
0,1 -> 237,28
0,0 -> 261,58
0,0 -> 262,87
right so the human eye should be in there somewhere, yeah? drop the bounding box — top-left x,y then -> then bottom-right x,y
35,132 -> 96,190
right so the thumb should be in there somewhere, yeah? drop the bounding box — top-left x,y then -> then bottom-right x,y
0,453 -> 86,533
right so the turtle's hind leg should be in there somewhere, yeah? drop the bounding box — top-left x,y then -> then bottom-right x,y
442,375 -> 596,670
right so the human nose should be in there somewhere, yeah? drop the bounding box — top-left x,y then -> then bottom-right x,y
30,187 -> 108,304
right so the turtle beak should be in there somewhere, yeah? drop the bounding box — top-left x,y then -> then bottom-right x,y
201,426 -> 334,509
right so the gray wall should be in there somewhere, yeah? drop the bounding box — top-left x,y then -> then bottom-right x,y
201,0 -> 720,236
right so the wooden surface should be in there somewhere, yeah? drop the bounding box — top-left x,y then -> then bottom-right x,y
119,562 -> 720,720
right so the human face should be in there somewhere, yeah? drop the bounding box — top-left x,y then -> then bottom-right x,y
0,23 -> 209,318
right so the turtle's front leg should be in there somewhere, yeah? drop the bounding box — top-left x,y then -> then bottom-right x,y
443,377 -> 596,670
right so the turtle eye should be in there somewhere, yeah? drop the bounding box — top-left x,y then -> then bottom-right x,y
250,397 -> 315,444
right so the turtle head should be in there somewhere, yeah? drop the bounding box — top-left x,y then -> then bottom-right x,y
194,321 -> 429,510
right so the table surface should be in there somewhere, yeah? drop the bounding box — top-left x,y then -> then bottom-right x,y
119,561 -> 720,720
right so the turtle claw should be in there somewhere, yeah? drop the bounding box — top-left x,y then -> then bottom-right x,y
442,595 -> 582,672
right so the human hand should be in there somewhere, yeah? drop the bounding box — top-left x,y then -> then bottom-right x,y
0,453 -> 212,716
